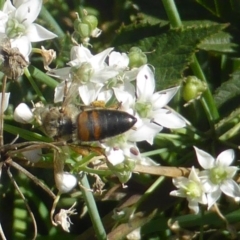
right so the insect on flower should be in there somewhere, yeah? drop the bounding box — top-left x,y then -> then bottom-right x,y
33,80 -> 137,143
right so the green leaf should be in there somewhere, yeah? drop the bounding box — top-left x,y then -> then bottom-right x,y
28,66 -> 58,88
198,31 -> 237,53
214,70 -> 240,109
4,123 -> 50,142
115,22 -> 227,89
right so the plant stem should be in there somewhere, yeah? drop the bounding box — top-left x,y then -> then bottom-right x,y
79,174 -> 107,240
0,75 -> 7,146
24,68 -> 46,104
162,0 -> 219,124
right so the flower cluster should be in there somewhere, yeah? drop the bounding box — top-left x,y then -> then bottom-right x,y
47,45 -> 187,182
14,44 -> 186,183
0,0 -> 57,60
170,147 -> 240,214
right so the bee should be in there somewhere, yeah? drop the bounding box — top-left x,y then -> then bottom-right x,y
35,103 -> 137,142
34,82 -> 137,143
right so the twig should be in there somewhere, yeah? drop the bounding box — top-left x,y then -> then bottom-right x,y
0,75 -> 7,146
6,157 -> 56,199
7,167 -> 38,240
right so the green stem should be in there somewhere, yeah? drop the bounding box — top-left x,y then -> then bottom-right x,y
79,167 -> 112,176
162,0 -> 182,28
24,68 -> 46,104
79,174 -> 107,240
219,121 -> 240,141
162,0 -> 219,124
191,55 -> 219,122
131,176 -> 165,215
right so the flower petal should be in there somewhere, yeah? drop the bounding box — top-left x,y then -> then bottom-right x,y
3,0 -> 16,13
11,36 -> 31,60
78,83 -> 103,105
109,51 -> 129,69
170,189 -> 186,198
128,119 -> 162,144
216,149 -> 235,166
226,166 -> 238,178
90,47 -> 113,69
48,67 -> 71,80
151,86 -> 179,109
194,147 -> 215,169
97,89 -> 113,103
0,12 -> 8,32
26,23 -> 57,42
70,45 -> 93,64
207,189 -> 221,209
188,199 -> 199,214
90,67 -> 118,84
153,109 -> 186,129
220,179 -> 240,198
15,0 -> 42,24
136,65 -> 155,101
188,166 -> 200,183
106,148 -> 125,166
172,176 -> 189,188
0,92 -> 10,112
113,87 -> 135,111
54,82 -> 65,103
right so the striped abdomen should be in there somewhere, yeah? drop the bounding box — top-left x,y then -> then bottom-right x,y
76,110 -> 137,142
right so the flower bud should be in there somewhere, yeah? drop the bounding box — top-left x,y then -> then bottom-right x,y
182,76 -> 207,103
76,22 -> 91,38
73,19 -> 82,32
55,172 -> 77,193
83,15 -> 98,32
14,103 -> 34,123
128,47 -> 147,69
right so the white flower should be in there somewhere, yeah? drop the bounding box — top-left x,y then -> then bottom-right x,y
194,147 -> 240,209
170,167 -> 207,214
114,65 -> 186,144
14,103 -> 33,123
51,45 -> 119,105
108,51 -> 129,70
0,92 -> 10,112
0,0 -> 57,59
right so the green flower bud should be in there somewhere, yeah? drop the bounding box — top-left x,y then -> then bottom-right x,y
182,76 -> 207,102
128,47 -> 147,68
83,15 -> 98,32
73,19 -> 82,32
76,22 -> 91,38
